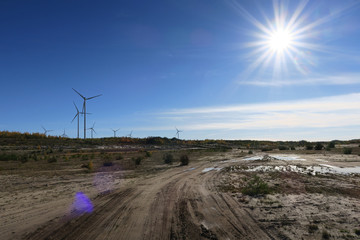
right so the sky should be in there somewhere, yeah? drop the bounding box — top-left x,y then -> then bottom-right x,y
1,0 -> 360,141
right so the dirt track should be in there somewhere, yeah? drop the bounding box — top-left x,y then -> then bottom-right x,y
23,160 -> 272,240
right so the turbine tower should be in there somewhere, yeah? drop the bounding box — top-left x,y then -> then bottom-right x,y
88,122 -> 96,139
42,126 -> 53,136
112,128 -> 120,138
175,127 -> 182,139
72,88 -> 102,139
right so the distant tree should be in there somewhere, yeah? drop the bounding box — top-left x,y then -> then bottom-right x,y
314,143 -> 324,150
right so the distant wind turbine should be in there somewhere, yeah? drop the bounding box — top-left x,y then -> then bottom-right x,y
42,126 -> 53,136
72,88 -> 102,139
88,122 -> 96,139
112,128 -> 120,138
127,130 -> 133,138
175,127 -> 182,139
61,129 -> 68,138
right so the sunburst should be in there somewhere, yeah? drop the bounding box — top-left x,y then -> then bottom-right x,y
230,0 -> 358,79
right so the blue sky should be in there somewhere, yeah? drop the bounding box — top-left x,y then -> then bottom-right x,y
1,0 -> 360,140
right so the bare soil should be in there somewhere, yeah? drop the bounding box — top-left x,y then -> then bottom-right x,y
1,149 -> 360,240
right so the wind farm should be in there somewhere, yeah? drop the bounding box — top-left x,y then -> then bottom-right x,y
1,0 -> 360,240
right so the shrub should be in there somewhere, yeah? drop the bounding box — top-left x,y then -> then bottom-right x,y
308,224 -> 319,233
81,154 -> 89,161
314,143 -> 324,150
116,154 -> 123,160
248,150 -> 253,154
241,175 -> 271,196
322,230 -> 330,239
355,229 -> 360,236
134,156 -> 143,166
163,153 -> 173,164
290,146 -> 296,150
278,146 -> 288,150
47,156 -> 57,163
103,161 -> 113,167
328,142 -> 336,148
306,144 -> 313,150
180,155 -> 189,166
343,148 -> 352,154
145,151 -> 152,158
19,155 -> 29,163
261,148 -> 273,152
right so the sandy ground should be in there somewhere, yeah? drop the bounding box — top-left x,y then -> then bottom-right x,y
1,150 -> 360,239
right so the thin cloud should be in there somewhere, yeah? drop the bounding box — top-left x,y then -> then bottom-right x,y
237,73 -> 360,87
154,93 -> 360,131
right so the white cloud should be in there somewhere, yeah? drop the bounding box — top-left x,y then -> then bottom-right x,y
154,93 -> 360,131
237,73 -> 360,87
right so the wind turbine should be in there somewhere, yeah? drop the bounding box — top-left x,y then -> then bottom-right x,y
72,88 -> 102,139
175,127 -> 182,139
112,128 -> 120,138
88,122 -> 96,139
127,130 -> 133,138
61,129 -> 68,138
42,126 -> 53,136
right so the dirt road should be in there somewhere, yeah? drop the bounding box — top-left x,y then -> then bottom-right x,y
23,160 -> 273,240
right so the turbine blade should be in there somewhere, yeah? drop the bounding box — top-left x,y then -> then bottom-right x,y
71,113 -> 78,123
86,94 -> 102,100
93,129 -> 97,134
73,101 -> 79,112
72,88 -> 85,99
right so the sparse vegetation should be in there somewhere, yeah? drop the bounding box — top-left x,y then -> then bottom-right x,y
355,229 -> 360,236
278,146 -> 288,150
47,156 -> 57,163
163,153 -> 173,164
314,143 -> 324,150
306,144 -> 313,150
145,151 -> 152,157
322,230 -> 331,239
134,156 -> 143,166
241,175 -> 272,196
248,150 -> 253,154
180,155 -> 189,166
343,148 -> 352,154
308,224 -> 319,233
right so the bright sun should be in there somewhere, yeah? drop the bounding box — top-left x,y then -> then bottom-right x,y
268,29 -> 293,52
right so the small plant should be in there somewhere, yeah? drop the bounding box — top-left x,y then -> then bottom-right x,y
308,224 -> 319,233
82,154 -> 89,161
163,153 -> 173,164
322,230 -> 330,239
47,156 -> 57,163
261,148 -> 273,152
355,229 -> 360,236
248,150 -> 253,154
145,151 -> 152,158
241,175 -> 271,196
134,156 -> 143,166
103,161 -> 113,167
180,155 -> 189,166
88,161 -> 93,171
19,155 -> 29,163
343,148 -> 352,154
116,154 -> 123,160
290,146 -> 296,150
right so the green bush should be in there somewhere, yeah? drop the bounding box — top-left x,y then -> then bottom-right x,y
355,229 -> 360,236
248,150 -> 253,154
241,175 -> 271,196
328,142 -> 335,148
261,148 -> 273,152
343,148 -> 352,154
145,151 -> 152,157
163,153 -> 173,164
314,143 -> 324,150
180,155 -> 189,166
322,230 -> 330,239
290,146 -> 296,150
